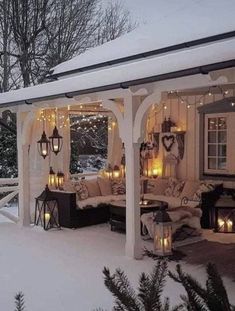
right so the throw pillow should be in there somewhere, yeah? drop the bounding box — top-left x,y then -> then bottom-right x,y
84,179 -> 101,197
180,180 -> 200,200
73,180 -> 89,200
192,182 -> 215,201
172,180 -> 185,198
164,178 -> 178,197
97,177 -> 112,196
111,179 -> 126,195
147,178 -> 168,195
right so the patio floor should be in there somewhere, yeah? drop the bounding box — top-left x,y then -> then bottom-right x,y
0,218 -> 234,311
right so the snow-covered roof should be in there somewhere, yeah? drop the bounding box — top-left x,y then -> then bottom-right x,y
0,36 -> 235,108
51,0 -> 235,77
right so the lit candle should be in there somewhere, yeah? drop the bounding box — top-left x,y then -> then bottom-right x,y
44,213 -> 50,222
143,200 -> 149,206
227,220 -> 233,232
42,149 -> 47,156
54,145 -> 59,151
152,168 -> 158,178
113,171 -> 120,178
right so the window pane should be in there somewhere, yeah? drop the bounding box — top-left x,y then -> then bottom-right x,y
218,158 -> 226,170
208,131 -> 216,143
218,145 -> 226,157
218,131 -> 227,143
218,117 -> 227,130
208,145 -> 216,156
208,118 -> 217,130
208,158 -> 216,169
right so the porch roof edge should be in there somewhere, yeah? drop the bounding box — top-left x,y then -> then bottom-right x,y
1,59 -> 235,109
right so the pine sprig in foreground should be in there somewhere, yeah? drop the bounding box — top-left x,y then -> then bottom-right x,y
14,292 -> 25,311
169,263 -> 235,311
102,260 -> 181,311
101,260 -> 235,311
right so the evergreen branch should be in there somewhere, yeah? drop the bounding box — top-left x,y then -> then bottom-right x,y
169,265 -> 208,311
206,263 -> 232,311
14,292 -> 25,311
103,267 -> 141,311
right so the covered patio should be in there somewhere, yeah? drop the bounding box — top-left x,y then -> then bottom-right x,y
0,0 -> 235,261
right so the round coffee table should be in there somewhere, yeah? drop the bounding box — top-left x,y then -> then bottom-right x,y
109,199 -> 168,232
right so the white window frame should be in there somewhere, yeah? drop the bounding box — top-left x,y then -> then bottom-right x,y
204,113 -> 228,174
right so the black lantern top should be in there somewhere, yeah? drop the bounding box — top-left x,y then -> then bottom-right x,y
49,166 -> 55,175
37,131 -> 50,159
49,126 -> 63,155
155,206 -> 172,223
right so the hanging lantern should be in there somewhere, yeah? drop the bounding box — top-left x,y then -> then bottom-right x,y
56,171 -> 65,190
112,165 -> 120,179
37,131 -> 50,159
49,126 -> 63,155
154,206 -> 172,256
48,167 -> 56,188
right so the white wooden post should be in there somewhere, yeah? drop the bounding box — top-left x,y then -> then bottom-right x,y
17,112 -> 31,226
124,95 -> 142,259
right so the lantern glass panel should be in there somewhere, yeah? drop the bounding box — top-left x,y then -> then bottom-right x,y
154,223 -> 172,256
217,209 -> 235,233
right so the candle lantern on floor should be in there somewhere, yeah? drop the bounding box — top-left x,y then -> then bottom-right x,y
34,185 -> 61,231
154,206 -> 172,256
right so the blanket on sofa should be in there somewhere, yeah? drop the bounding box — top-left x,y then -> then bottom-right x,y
141,206 -> 202,239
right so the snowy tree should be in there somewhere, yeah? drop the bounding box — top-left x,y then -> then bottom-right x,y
0,0 -> 136,89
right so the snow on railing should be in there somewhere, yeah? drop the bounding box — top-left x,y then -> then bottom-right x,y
0,178 -> 19,223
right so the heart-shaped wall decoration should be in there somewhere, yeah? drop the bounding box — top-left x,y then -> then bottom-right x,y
162,135 -> 175,152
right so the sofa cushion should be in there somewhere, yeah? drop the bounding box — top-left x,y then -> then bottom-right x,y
84,179 -> 101,197
111,179 -> 126,195
73,180 -> 89,200
180,180 -> 200,200
97,177 -> 112,196
146,178 -> 168,195
77,194 -> 126,209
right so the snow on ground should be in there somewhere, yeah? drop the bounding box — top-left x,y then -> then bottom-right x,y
0,221 -> 234,311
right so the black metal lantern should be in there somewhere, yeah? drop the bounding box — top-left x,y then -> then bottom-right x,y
48,166 -> 56,188
49,126 -> 63,155
34,185 -> 61,231
154,206 -> 172,256
56,171 -> 65,190
37,131 -> 50,159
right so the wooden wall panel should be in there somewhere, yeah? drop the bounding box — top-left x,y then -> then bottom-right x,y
147,93 -> 227,181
